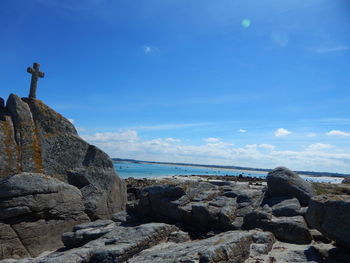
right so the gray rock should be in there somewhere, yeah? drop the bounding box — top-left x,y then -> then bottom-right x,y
306,194 -> 350,249
249,230 -> 276,257
128,230 -> 255,263
267,167 -> 315,206
0,173 -> 90,259
309,229 -> 331,243
0,108 -> 19,178
0,94 -> 127,220
267,216 -> 312,244
27,223 -> 178,263
62,220 -> 115,248
134,182 -> 264,232
68,166 -> 126,220
246,241 -> 324,263
269,197 -> 301,217
167,231 -> 191,243
242,209 -> 272,230
6,94 -> 42,173
0,223 -> 30,260
243,211 -> 312,244
342,177 -> 350,184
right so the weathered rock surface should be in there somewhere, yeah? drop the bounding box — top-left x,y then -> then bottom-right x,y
269,197 -> 301,217
131,181 -> 264,233
243,209 -> 312,244
2,223 -> 179,263
128,230 -> 259,263
6,94 -> 42,174
0,104 -> 19,178
342,177 -> 350,184
306,194 -> 350,249
0,222 -> 278,263
0,94 -> 126,220
267,167 -> 315,206
246,241 -> 325,263
0,173 -> 90,259
0,223 -> 30,260
0,93 -> 127,260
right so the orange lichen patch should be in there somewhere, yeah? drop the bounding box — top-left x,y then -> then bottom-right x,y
0,116 -> 19,177
23,98 -> 75,135
32,125 -> 43,173
44,132 -> 58,139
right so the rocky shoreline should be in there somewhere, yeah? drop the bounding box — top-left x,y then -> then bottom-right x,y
1,94 -> 350,262
2,168 -> 350,262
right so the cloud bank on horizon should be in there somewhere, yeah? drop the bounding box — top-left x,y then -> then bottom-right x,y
81,127 -> 350,174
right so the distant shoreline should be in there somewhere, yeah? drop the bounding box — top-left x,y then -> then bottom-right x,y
113,158 -> 350,178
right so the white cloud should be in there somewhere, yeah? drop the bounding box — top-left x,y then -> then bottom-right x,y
68,118 -> 74,124
82,130 -> 139,142
275,128 -> 291,137
165,138 -> 181,143
136,122 -> 207,131
306,143 -> 334,151
259,144 -> 275,150
81,130 -> 350,173
326,130 -> 350,137
314,45 -> 350,54
204,137 -> 221,143
238,129 -> 247,133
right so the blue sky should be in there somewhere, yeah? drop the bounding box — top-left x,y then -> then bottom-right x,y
1,0 -> 350,173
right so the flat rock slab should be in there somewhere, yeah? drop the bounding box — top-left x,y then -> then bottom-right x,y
4,223 -> 178,263
246,241 -> 324,263
128,230 -> 254,263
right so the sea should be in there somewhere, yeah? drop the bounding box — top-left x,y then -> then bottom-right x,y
114,161 -> 344,184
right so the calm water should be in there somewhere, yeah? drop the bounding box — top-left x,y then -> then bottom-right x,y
114,161 -> 343,184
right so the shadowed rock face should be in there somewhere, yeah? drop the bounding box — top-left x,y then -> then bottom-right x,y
306,194 -> 350,249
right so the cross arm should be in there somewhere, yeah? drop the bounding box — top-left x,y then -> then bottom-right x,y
27,67 -> 34,74
38,72 -> 45,78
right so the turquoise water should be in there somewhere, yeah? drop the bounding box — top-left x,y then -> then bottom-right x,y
114,161 -> 344,184
114,161 -> 267,179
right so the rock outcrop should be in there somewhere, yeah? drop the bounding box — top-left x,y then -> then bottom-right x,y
0,94 -> 126,219
1,221 -> 276,263
130,181 -> 264,233
0,173 -> 90,258
306,194 -> 350,249
266,167 -> 315,206
0,93 -> 127,260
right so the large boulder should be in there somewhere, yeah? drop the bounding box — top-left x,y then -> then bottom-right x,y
266,167 -> 315,206
0,173 -> 90,259
0,94 -> 126,219
306,194 -> 350,249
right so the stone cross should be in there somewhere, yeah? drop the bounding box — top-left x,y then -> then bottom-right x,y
27,62 -> 45,99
